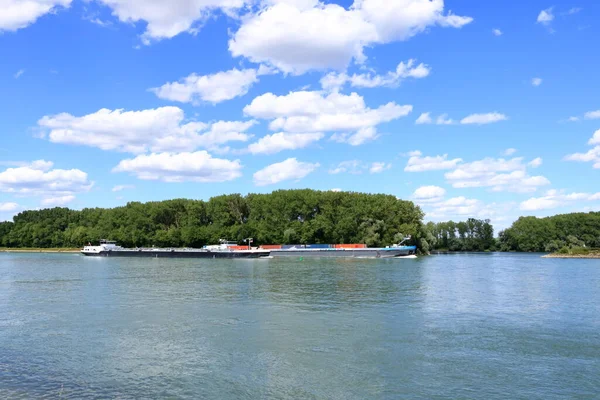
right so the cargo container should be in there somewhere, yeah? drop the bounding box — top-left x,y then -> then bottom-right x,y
282,244 -> 306,249
334,244 -> 367,249
260,244 -> 283,250
305,244 -> 332,249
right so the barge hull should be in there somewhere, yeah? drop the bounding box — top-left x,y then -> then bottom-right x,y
82,250 -> 270,259
271,247 -> 416,258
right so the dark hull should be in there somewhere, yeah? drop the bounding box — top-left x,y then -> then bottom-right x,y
82,250 -> 270,259
271,247 -> 416,258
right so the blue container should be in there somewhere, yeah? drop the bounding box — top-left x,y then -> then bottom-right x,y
305,244 -> 331,249
281,244 -> 305,249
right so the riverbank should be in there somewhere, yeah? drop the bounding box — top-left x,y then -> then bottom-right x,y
0,248 -> 80,253
542,252 -> 600,259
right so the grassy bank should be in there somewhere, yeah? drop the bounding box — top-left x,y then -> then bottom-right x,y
0,248 -> 81,253
542,247 -> 600,259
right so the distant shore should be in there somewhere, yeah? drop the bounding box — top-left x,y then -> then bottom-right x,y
0,248 -> 80,253
542,253 -> 600,259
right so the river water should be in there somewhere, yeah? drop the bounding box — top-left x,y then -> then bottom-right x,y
0,253 -> 598,399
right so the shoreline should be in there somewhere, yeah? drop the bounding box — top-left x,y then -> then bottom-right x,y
0,248 -> 80,253
542,253 -> 600,259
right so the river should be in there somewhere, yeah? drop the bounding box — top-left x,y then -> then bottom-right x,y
1,253 -> 598,399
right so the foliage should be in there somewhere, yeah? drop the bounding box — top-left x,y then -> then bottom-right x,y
0,190 -> 424,249
498,212 -> 600,252
419,218 -> 495,252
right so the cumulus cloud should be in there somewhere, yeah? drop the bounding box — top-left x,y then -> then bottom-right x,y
492,28 -> 502,36
584,110 -> 600,120
112,184 -> 135,192
0,0 -> 71,32
244,90 -> 412,146
41,195 -> 75,207
420,196 -> 511,222
39,107 -> 255,153
415,112 -> 432,125
0,160 -> 92,197
320,59 -> 430,91
416,112 -> 505,125
404,151 -> 462,172
528,157 -> 543,168
520,190 -> 600,211
229,0 -> 471,74
503,148 -> 517,156
253,158 -> 319,186
445,157 -> 550,192
96,0 -> 245,44
369,162 -> 391,174
537,7 -> 554,25
460,112 -> 508,125
329,160 -> 367,175
247,132 -> 324,154
531,77 -> 543,86
0,202 -> 20,212
151,67 -> 274,104
564,129 -> 600,169
113,151 -> 243,182
412,185 -> 446,201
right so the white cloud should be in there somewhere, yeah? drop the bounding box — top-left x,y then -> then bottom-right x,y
329,160 -> 366,175
564,129 -> 600,169
0,0 -> 71,32
96,0 -> 245,44
112,184 -> 135,192
0,202 -> 20,212
14,69 -> 25,79
369,162 -> 391,174
584,110 -> 600,120
415,112 -> 455,125
503,148 -> 517,156
566,7 -> 582,15
445,157 -> 550,192
113,151 -> 242,183
421,196 -> 510,222
0,160 -> 92,196
404,150 -> 462,172
520,190 -> 600,211
568,116 -> 580,122
151,67 -> 274,104
320,59 -> 430,91
537,7 -> 554,25
39,107 -> 255,153
418,112 -> 507,125
460,112 -> 507,125
253,158 -> 319,186
528,157 -> 543,168
330,188 -> 342,192
531,77 -> 543,86
41,195 -> 75,207
412,185 -> 446,201
244,91 -> 411,146
415,112 -> 432,125
229,0 -> 471,74
248,132 -> 323,154
492,28 -> 502,36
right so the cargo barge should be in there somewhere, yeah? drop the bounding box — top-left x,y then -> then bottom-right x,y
81,240 -> 270,259
263,242 -> 417,259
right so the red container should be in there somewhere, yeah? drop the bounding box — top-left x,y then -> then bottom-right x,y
260,244 -> 283,250
229,245 -> 250,251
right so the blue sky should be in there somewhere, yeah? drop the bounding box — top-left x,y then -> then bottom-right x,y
1,0 -> 599,230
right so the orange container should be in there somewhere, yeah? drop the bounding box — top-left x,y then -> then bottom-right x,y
334,244 -> 367,249
229,245 -> 250,251
260,244 -> 283,250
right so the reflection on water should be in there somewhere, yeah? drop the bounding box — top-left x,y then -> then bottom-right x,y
0,253 -> 599,399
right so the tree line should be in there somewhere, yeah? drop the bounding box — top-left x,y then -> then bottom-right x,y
497,212 -> 600,252
0,190 -> 424,249
1,189 -> 598,253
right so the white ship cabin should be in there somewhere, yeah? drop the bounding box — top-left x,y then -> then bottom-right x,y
203,240 -> 239,251
82,240 -> 120,254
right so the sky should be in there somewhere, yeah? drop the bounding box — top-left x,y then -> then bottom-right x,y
0,0 -> 599,231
